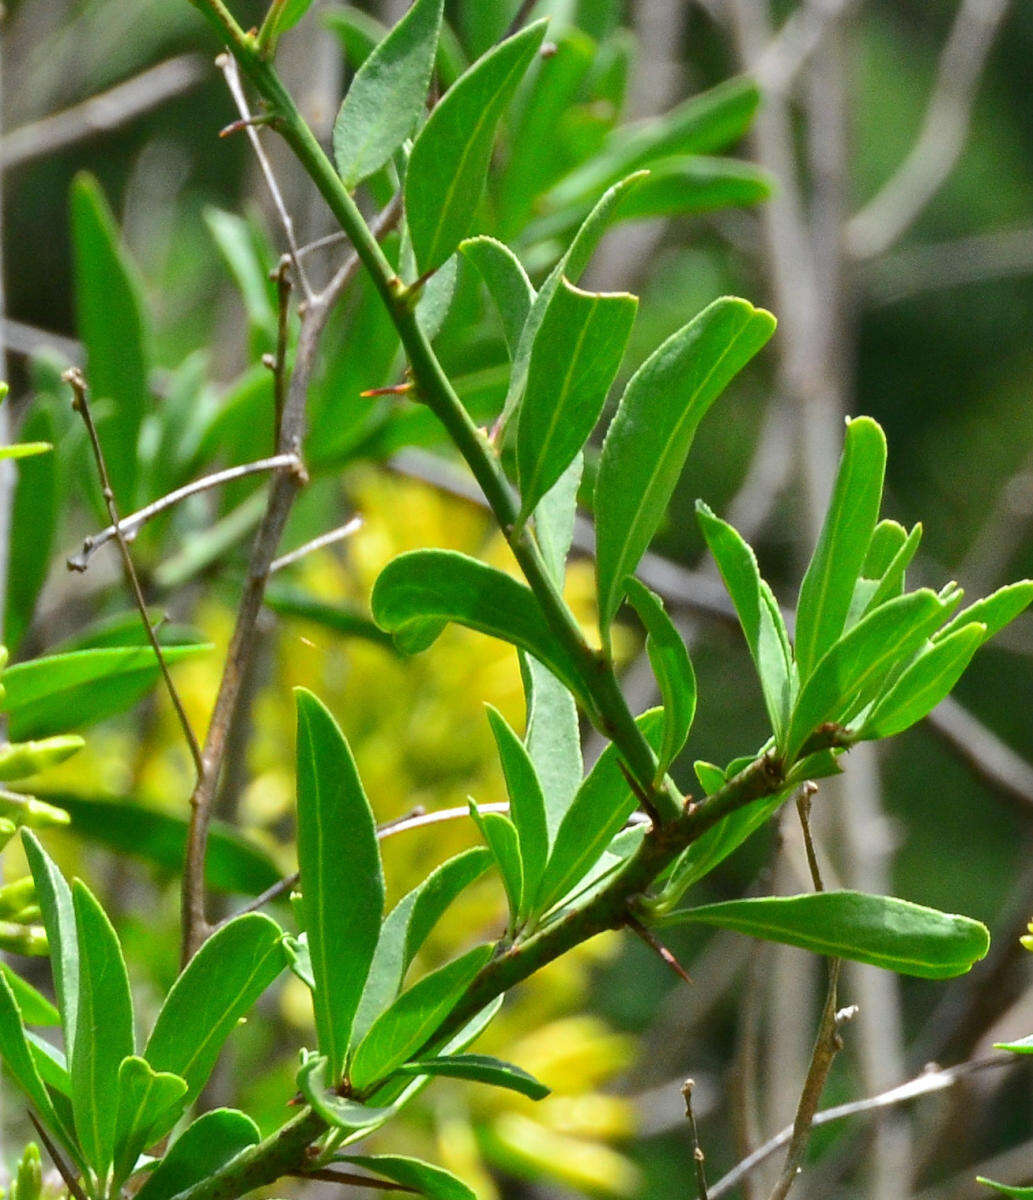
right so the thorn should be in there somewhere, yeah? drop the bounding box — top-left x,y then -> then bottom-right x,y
626,913 -> 693,986
361,383 -> 415,398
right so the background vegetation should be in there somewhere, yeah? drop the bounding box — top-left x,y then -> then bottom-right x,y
3,1 -> 1033,1197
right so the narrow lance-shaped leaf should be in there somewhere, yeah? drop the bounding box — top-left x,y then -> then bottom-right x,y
0,964 -> 59,1027
334,0 -> 443,189
535,710 -> 664,917
21,833 -> 78,1060
596,298 -> 776,637
850,521 -> 923,625
469,800 -> 523,924
144,913 -> 286,1105
0,970 -> 68,1146
350,944 -> 492,1091
486,708 -> 548,919
112,1057 -> 188,1186
517,279 -> 636,520
295,690 -> 384,1080
784,589 -> 950,760
623,579 -> 696,779
70,173 -> 150,507
394,1053 -> 549,1100
858,623 -> 986,740
70,880 -> 135,1176
460,236 -> 535,355
134,1109 -> 260,1200
934,579 -> 1033,645
794,417 -> 887,680
352,848 -> 491,1043
696,501 -> 794,745
371,550 -> 590,709
605,156 -> 774,223
502,170 -> 646,432
335,1155 -> 477,1200
656,890 -> 990,979
406,20 -> 547,273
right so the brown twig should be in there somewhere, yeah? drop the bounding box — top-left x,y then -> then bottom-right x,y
0,57 -> 206,170
682,1078 -> 711,1200
180,202 -> 406,963
27,1111 -> 90,1200
269,256 -> 292,445
68,453 -> 300,571
288,1168 -> 417,1193
626,912 -> 693,987
65,368 -> 204,776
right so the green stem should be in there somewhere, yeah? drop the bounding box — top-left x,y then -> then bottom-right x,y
190,4 -> 682,824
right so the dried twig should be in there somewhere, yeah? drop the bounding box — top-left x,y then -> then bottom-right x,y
847,0 -> 1012,260
1,57 -> 206,170
65,368 -> 204,776
626,913 -> 693,987
218,54 -> 313,300
68,454 -> 300,571
269,517 -> 363,574
683,1078 -> 711,1200
710,1054 -> 1013,1199
27,1111 -> 90,1200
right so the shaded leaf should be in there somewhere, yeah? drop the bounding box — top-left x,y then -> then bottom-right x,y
486,707 -> 548,919
145,913 -> 285,1105
334,0 -> 443,189
337,1155 -> 476,1200
0,964 -> 59,1027
469,800 -> 523,922
395,1052 -> 549,1100
265,585 -> 396,651
657,890 -> 990,979
6,406 -> 57,652
0,970 -> 66,1143
21,833 -> 78,1060
460,236 -> 534,355
609,155 -> 773,221
295,690 -> 384,1079
2,644 -> 210,740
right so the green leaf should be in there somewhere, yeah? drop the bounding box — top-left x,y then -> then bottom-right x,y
394,1053 -> 549,1100
21,832 -> 78,1063
144,913 -> 285,1106
134,1109 -> 260,1200
70,173 -> 150,507
0,964 -> 59,1026
6,406 -> 57,652
486,707 -> 548,920
371,550 -> 589,707
204,208 -> 277,347
297,1054 -> 394,1131
0,735 -> 84,783
416,252 -> 459,341
993,1035 -> 1033,1054
521,656 -> 583,839
406,20 -> 547,272
623,579 -> 696,778
502,171 -> 645,432
265,585 -> 397,651
859,624 -> 986,740
350,944 -> 492,1091
336,1155 -> 476,1200
934,580 -> 1033,645
37,794 -> 281,894
0,443 -> 51,461
516,278 -> 637,519
295,690 -> 384,1080
851,522 -> 923,624
268,0 -> 317,40
657,890 -> 990,979
696,501 -> 794,743
694,761 -> 725,796
595,297 -> 776,636
112,1057 -> 188,1186
977,1181 -> 1033,1198
334,0 -> 443,189
26,1030 -> 70,1097
0,970 -> 66,1142
70,880 -> 135,1175
544,75 -> 761,210
535,710 -> 663,916
460,236 -> 534,356
794,417 -> 887,680
784,589 -> 950,760
1,644 -> 210,740
469,800 -> 523,923
608,155 -> 773,222
352,848 -> 491,1042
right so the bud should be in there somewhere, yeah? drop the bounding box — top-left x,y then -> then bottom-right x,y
0,877 -> 35,920
12,1144 -> 41,1200
0,922 -> 47,956
0,817 -> 16,852
0,792 -> 70,830
0,736 -> 85,783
